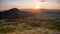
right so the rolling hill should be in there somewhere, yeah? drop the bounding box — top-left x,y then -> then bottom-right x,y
0,8 -> 32,19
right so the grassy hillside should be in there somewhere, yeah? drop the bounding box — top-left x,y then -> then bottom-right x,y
0,9 -> 60,34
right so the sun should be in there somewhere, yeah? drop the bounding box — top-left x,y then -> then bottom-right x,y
35,4 -> 41,9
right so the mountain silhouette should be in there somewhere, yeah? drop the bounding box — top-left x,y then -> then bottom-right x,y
0,8 -> 31,19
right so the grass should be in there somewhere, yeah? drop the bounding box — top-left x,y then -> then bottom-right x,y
0,12 -> 60,34
6,28 -> 60,34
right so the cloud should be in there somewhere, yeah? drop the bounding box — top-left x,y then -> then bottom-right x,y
57,0 -> 60,3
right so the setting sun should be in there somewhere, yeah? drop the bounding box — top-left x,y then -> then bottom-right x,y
35,4 -> 41,9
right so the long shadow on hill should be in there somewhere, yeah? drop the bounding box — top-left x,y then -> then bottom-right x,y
0,8 -> 32,19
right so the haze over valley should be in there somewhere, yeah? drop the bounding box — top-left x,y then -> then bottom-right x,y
0,0 -> 60,34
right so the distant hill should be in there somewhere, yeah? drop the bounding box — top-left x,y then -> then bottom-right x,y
0,8 -> 60,19
0,8 -> 32,19
39,9 -> 60,14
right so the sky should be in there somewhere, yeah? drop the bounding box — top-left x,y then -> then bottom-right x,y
0,0 -> 60,10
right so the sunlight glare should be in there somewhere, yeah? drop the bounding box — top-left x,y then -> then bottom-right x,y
35,4 -> 41,9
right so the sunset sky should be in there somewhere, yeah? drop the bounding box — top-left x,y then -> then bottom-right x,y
0,0 -> 60,10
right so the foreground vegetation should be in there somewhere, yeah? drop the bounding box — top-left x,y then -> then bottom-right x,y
0,10 -> 60,34
0,19 -> 60,34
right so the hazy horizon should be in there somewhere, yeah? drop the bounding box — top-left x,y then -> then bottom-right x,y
0,0 -> 60,11
0,0 -> 60,34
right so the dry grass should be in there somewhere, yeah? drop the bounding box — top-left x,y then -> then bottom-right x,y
7,29 -> 60,34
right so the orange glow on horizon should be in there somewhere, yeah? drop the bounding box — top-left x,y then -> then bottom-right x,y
35,4 -> 40,9
34,2 -> 41,9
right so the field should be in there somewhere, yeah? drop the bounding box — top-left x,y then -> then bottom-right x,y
0,9 -> 60,34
